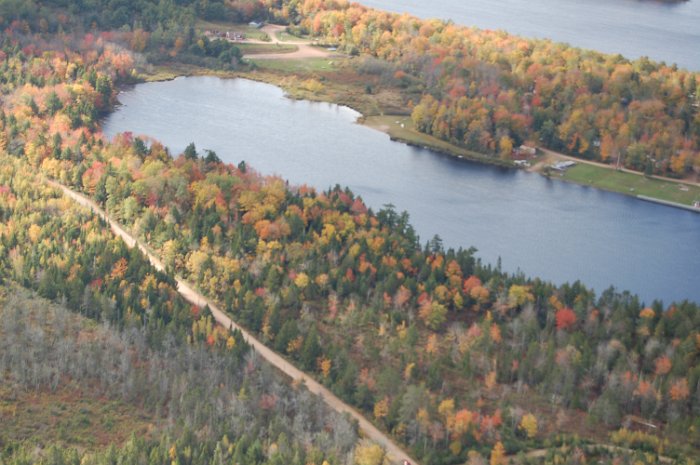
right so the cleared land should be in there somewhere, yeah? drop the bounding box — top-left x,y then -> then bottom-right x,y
236,42 -> 298,55
561,164 -> 700,205
242,24 -> 335,60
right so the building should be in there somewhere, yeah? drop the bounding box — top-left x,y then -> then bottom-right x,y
512,144 -> 537,159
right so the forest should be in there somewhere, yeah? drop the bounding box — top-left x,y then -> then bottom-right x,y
261,0 -> 700,176
0,0 -> 698,464
0,156 -> 361,464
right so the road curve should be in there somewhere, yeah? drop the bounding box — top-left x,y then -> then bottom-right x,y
47,179 -> 419,465
238,24 -> 334,60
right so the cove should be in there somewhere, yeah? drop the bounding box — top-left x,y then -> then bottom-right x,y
102,76 -> 700,304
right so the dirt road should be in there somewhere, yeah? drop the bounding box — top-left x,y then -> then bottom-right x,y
47,179 -> 419,465
241,24 -> 333,60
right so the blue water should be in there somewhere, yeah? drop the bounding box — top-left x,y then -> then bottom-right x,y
361,0 -> 700,70
103,76 -> 700,304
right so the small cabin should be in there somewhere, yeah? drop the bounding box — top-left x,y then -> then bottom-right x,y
512,144 -> 537,160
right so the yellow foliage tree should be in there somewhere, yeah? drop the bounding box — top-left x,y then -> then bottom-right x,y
519,413 -> 538,438
490,441 -> 506,465
354,443 -> 385,465
438,398 -> 455,426
508,284 -> 534,309
499,135 -> 513,160
319,357 -> 332,378
373,397 -> 389,420
27,223 -> 41,243
294,272 -> 310,289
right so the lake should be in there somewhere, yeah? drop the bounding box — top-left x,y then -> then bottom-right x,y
361,0 -> 700,71
102,76 -> 700,304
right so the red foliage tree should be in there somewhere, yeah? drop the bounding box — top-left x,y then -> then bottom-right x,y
555,307 -> 577,330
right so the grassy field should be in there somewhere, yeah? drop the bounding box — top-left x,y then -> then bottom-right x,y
275,30 -> 301,42
249,56 -> 339,72
236,43 -> 298,55
561,163 -> 700,205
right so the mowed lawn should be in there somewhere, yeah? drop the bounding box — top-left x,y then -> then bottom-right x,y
236,43 -> 298,55
249,57 -> 338,72
562,163 -> 700,205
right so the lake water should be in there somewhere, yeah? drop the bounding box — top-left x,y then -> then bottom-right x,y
102,76 -> 700,304
361,0 -> 700,71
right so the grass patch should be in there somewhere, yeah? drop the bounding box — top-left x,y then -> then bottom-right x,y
237,43 -> 298,55
275,30 -> 301,42
195,20 -> 270,40
249,57 -> 339,72
139,63 -> 243,82
562,163 -> 700,205
363,115 -> 512,167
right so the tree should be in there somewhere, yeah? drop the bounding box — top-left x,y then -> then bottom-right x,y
555,307 -> 577,330
669,378 -> 689,401
184,142 -> 198,160
519,413 -> 538,438
499,135 -> 513,160
204,149 -> 221,164
45,91 -> 62,115
319,357 -> 332,378
373,397 -> 389,421
354,443 -> 385,465
419,300 -> 447,330
301,326 -> 321,369
489,441 -> 506,465
654,355 -> 672,376
508,285 -> 534,309
294,272 -> 309,289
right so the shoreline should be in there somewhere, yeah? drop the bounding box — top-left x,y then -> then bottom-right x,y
637,195 -> 700,213
134,67 -> 700,212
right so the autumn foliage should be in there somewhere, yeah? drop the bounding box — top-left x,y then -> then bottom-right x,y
265,0 -> 700,176
2,5 -> 700,463
555,307 -> 577,330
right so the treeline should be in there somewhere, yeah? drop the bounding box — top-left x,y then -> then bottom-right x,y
0,0 -> 244,32
264,0 -> 700,176
1,6 -> 698,464
0,0 -> 245,70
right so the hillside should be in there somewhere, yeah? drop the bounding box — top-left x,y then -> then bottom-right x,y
0,1 -> 698,464
0,158 -> 360,464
